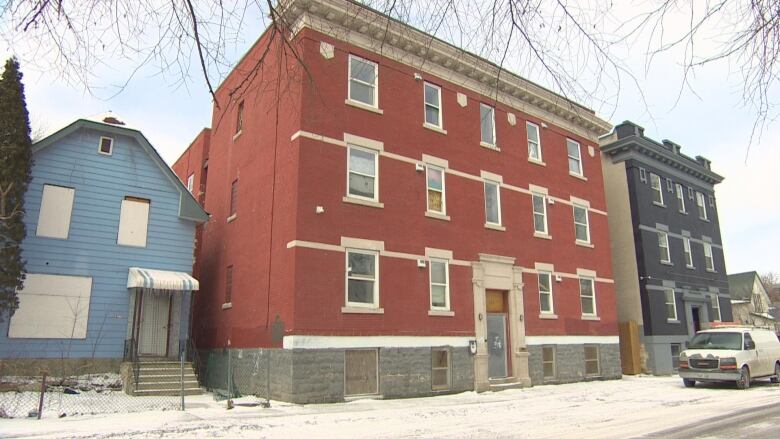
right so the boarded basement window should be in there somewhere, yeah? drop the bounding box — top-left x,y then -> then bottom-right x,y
542,346 -> 556,380
585,345 -> 600,376
344,349 -> 378,396
431,348 -> 451,390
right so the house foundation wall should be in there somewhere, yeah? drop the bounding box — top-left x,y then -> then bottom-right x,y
527,343 -> 622,385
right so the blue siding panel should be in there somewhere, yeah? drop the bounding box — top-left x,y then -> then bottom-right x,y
0,127 -> 198,360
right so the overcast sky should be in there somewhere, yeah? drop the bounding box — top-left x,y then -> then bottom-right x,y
1,1 -> 777,276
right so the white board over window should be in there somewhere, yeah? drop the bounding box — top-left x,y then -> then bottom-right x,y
8,274 -> 93,339
36,184 -> 75,239
117,197 -> 150,247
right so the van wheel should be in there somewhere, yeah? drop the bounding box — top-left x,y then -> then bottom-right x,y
771,363 -> 780,384
683,379 -> 696,388
736,366 -> 750,389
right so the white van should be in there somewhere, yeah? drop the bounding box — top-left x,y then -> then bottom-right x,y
678,327 -> 780,389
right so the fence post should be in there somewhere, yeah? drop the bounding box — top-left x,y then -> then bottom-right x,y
180,346 -> 185,411
36,373 -> 47,420
227,349 -> 233,409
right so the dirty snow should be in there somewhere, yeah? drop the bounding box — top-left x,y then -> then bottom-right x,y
1,375 -> 779,438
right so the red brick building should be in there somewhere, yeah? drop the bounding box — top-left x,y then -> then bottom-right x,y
173,0 -> 619,403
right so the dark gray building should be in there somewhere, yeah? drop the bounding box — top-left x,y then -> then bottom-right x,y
601,121 -> 732,375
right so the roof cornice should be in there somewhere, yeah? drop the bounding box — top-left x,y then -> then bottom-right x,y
277,0 -> 612,141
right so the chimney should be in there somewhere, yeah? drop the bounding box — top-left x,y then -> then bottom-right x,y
662,139 -> 682,154
614,121 -> 645,140
695,155 -> 711,170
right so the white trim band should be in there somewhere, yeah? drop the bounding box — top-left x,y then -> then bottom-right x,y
525,335 -> 619,345
282,335 -> 473,349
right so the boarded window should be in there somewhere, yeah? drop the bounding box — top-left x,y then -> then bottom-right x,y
542,346 -> 556,379
345,349 -> 378,396
584,345 -> 600,376
431,349 -> 451,390
8,274 -> 92,339
225,265 -> 234,304
229,180 -> 238,216
37,184 -> 75,239
117,196 -> 150,247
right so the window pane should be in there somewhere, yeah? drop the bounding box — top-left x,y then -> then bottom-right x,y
349,148 -> 376,176
426,168 -> 443,190
484,183 -> 499,223
431,285 -> 447,308
567,140 -> 580,158
542,347 -> 554,362
539,273 -> 550,292
348,252 -> 375,276
350,81 -> 374,106
575,224 -> 588,241
425,106 -> 439,125
527,123 -> 539,143
431,261 -> 446,284
350,57 -> 376,83
348,279 -> 375,304
581,296 -> 595,315
428,189 -> 443,212
534,214 -> 546,233
585,360 -> 599,375
349,174 -> 375,198
480,105 -> 494,144
424,84 -> 439,106
540,294 -> 552,312
574,206 -> 587,224
432,369 -> 449,389
529,142 -> 540,160
580,279 -> 593,296
533,195 -> 545,214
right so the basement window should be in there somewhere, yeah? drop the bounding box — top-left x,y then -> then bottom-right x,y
431,348 -> 451,390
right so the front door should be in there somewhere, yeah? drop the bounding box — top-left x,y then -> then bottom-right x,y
487,313 -> 508,378
691,306 -> 701,334
138,291 -> 170,356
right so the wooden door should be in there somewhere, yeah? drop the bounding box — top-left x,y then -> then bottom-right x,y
344,349 -> 378,396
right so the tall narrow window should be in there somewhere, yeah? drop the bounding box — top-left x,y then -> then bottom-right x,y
573,205 -> 590,243
532,193 -> 548,235
480,103 -> 495,146
658,231 -> 671,263
117,196 -> 150,247
527,122 -> 541,161
423,82 -> 442,128
484,180 -> 501,226
696,192 -> 708,220
187,174 -> 195,193
98,136 -> 114,155
542,346 -> 556,380
683,237 -> 694,268
348,55 -> 378,107
711,295 -> 721,321
579,277 -> 596,316
429,259 -> 450,310
584,345 -> 600,376
347,146 -> 378,201
225,265 -> 234,304
538,272 -> 553,314
426,166 -> 445,214
675,184 -> 686,213
229,179 -> 238,217
235,101 -> 244,134
346,250 -> 379,308
37,184 -> 75,239
431,349 -> 451,391
567,139 -> 583,176
650,174 -> 664,205
703,242 -> 715,271
665,288 -> 677,321
665,178 -> 673,192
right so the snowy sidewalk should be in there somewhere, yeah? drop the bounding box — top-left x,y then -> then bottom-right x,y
1,375 -> 778,438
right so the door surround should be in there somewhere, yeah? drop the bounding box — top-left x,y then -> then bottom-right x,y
472,254 -> 531,391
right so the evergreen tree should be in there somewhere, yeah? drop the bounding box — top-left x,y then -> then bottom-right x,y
0,57 -> 33,321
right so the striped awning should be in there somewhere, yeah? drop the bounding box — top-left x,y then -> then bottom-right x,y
127,267 -> 199,291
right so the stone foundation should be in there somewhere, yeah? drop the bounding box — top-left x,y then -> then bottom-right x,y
0,358 -> 122,378
527,343 -> 622,385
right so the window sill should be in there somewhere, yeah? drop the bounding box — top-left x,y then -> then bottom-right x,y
667,319 -> 680,324
660,261 -> 673,266
428,309 -> 454,317
581,315 -> 600,321
653,201 -> 666,208
342,306 -> 384,314
706,268 -> 717,273
479,141 -> 500,151
232,130 -> 243,141
528,158 -> 546,167
699,218 -> 710,222
343,196 -> 384,209
345,99 -> 384,114
534,232 -> 552,240
423,123 -> 447,135
686,265 -> 696,270
569,172 -> 588,181
484,223 -> 506,232
575,240 -> 594,248
539,313 -> 558,320
227,214 -> 238,223
222,302 -> 233,310
678,210 -> 688,215
425,211 -> 451,221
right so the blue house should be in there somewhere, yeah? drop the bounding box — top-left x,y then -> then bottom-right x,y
0,114 -> 208,386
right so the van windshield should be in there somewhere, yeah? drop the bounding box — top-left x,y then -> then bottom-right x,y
688,332 -> 742,350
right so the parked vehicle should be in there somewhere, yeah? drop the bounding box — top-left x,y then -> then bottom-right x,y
678,327 -> 780,389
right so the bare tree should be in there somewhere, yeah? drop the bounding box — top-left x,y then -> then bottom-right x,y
760,272 -> 780,302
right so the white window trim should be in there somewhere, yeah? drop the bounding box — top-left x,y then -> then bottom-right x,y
650,173 -> 664,206
538,271 -> 554,314
98,136 -> 114,155
345,249 -> 380,309
567,139 -> 583,177
347,54 -> 379,109
479,103 -> 496,147
711,295 -> 722,321
579,277 -> 597,317
527,122 -> 542,162
426,165 -> 446,215
573,204 -> 590,244
484,179 -> 502,226
675,184 -> 686,213
703,242 -> 715,271
665,288 -> 678,321
696,192 -> 708,220
346,145 -> 379,202
659,231 -> 671,264
532,193 -> 548,235
683,237 -> 694,268
429,258 -> 450,311
423,82 -> 443,129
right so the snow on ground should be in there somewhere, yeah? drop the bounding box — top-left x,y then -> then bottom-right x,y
1,375 -> 778,438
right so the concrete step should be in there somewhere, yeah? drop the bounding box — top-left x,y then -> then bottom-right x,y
133,388 -> 203,396
488,377 -> 516,385
138,374 -> 197,383
138,366 -> 197,375
488,378 -> 525,392
137,381 -> 200,391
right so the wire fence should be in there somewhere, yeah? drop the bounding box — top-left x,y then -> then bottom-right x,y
201,349 -> 270,408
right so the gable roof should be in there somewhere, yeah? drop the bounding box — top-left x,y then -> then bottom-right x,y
33,118 -> 209,223
728,271 -> 764,301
